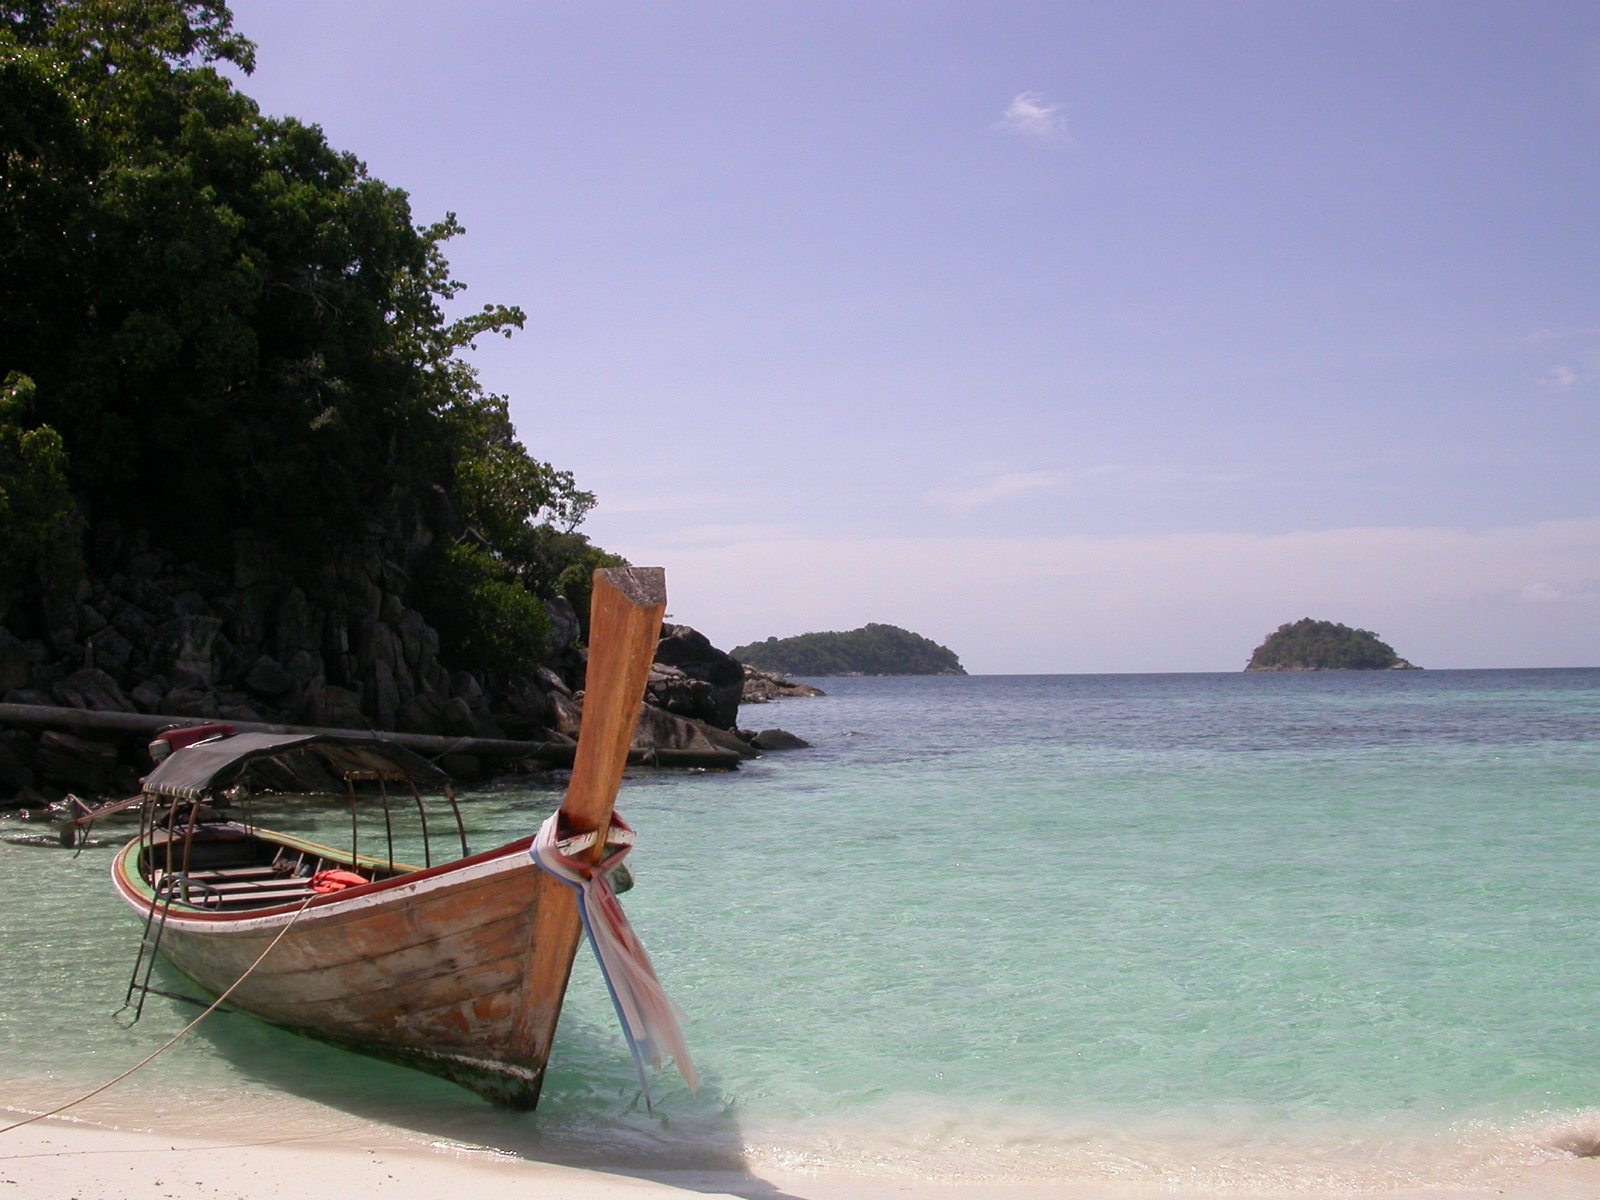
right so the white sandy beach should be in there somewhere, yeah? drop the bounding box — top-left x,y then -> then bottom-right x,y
4,1111 -> 1599,1200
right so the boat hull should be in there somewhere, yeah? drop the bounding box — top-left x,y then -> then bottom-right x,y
111,830 -> 560,1107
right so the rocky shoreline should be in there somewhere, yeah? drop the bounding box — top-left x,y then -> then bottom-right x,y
1243,662 -> 1421,672
0,525 -> 817,810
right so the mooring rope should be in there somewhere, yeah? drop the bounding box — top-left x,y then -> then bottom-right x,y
0,891 -> 318,1137
531,809 -> 698,1107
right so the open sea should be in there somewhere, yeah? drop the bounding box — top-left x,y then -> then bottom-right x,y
3,668 -> 1599,1193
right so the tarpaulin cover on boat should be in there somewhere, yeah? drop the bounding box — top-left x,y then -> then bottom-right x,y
141,732 -> 451,801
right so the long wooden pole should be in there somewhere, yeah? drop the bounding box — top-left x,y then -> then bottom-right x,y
0,702 -> 742,770
556,567 -> 668,849
504,567 -> 667,1107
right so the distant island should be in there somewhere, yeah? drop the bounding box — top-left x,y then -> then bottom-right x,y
1245,618 -> 1419,671
732,624 -> 966,677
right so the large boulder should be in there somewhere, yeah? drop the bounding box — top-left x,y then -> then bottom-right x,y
302,685 -> 366,730
243,655 -> 293,698
35,730 -> 118,793
630,703 -> 756,760
0,628 -> 40,693
748,728 -> 810,751
85,623 -> 135,673
498,678 -> 553,739
644,663 -> 717,725
546,596 -> 581,652
651,624 -> 744,729
51,668 -> 131,712
549,691 -> 584,740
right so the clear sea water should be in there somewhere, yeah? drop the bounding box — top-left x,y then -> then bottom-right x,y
3,668 -> 1599,1192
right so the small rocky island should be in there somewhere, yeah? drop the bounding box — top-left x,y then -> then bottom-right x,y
733,624 -> 965,677
1245,619 -> 1419,671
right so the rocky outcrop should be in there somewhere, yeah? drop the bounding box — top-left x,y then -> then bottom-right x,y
630,703 -> 756,761
1,523 -> 527,803
744,728 -> 810,751
650,623 -> 745,728
1,525 -> 511,743
0,519 -> 819,806
741,664 -> 825,704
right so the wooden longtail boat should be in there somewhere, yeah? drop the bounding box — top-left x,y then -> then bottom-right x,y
109,567 -> 669,1107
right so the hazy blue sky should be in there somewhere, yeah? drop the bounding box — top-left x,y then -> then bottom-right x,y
226,1 -> 1599,672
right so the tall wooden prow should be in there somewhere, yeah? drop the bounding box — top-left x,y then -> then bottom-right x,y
505,566 -> 667,1108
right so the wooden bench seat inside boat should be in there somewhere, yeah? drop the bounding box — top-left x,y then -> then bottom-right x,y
187,876 -> 318,894
142,824 -> 409,911
152,866 -> 338,910
182,865 -> 282,880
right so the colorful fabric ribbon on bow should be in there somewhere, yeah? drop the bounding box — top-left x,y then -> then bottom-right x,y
531,810 -> 699,1104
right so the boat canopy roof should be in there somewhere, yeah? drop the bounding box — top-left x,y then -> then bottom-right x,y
141,732 -> 452,801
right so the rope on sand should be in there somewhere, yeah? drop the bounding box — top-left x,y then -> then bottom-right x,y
0,892 -> 318,1137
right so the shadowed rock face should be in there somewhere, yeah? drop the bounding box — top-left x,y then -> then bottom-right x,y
0,522 -> 787,806
2,526 -> 514,747
648,624 -> 745,729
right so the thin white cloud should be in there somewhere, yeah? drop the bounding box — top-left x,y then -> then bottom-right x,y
927,462 -> 1260,514
657,521 -> 802,548
1521,580 -> 1600,603
593,492 -> 728,516
927,466 -> 1063,513
1538,352 -> 1600,391
1540,364 -> 1581,392
1076,462 -> 1261,489
998,91 -> 1067,139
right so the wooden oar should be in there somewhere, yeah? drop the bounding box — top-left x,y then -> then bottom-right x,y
505,566 -> 667,1106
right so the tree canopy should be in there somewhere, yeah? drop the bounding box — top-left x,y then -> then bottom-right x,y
1,0 -> 607,674
1245,618 -> 1416,671
732,624 -> 966,677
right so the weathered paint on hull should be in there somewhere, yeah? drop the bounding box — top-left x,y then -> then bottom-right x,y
111,831 -> 569,1107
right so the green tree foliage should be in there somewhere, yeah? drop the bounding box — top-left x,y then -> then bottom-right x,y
554,544 -> 628,636
1,0 -> 608,665
416,543 -> 551,678
0,372 -> 83,591
1245,618 -> 1412,671
731,623 -> 966,677
445,390 -> 595,576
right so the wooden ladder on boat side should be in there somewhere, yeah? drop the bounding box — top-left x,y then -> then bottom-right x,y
120,874 -> 194,1020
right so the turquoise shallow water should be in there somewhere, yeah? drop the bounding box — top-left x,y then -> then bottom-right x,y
3,668 -> 1598,1188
